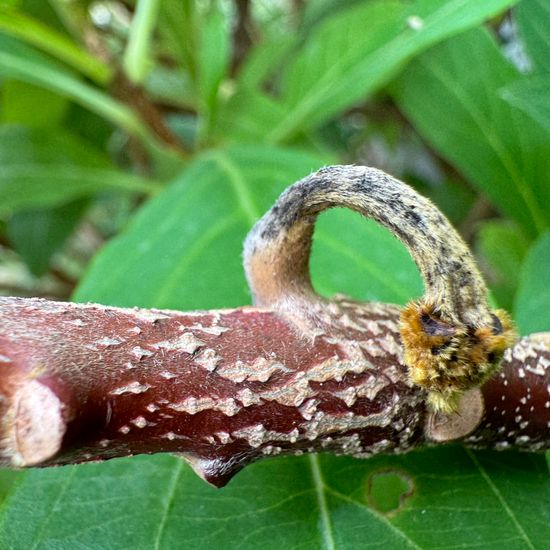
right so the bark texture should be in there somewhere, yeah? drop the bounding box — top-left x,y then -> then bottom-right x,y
1,296 -> 548,487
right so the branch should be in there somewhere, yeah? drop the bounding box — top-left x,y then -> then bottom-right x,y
0,166 -> 548,488
0,297 -> 548,487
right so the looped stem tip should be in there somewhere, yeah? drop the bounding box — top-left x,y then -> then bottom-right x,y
243,165 -> 517,412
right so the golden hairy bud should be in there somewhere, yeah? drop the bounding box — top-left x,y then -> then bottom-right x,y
401,302 -> 517,413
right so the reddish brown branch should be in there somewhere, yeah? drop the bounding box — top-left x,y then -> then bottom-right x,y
0,297 -> 548,487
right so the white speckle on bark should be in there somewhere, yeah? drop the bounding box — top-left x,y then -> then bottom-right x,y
131,346 -> 153,360
131,416 -> 149,428
154,332 -> 205,353
194,348 -> 221,372
215,431 -> 233,444
217,357 -> 291,383
526,364 -> 546,376
119,425 -> 130,434
160,370 -> 177,379
262,445 -> 282,456
259,376 -> 313,407
189,324 -> 228,336
233,424 -> 266,447
110,381 -> 151,395
131,308 -> 170,323
95,337 -> 123,346
168,396 -> 241,416
236,388 -> 261,407
299,399 -> 319,420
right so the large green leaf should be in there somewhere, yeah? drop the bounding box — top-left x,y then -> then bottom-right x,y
0,125 -> 158,214
392,28 -> 550,238
1,447 -> 548,548
264,0 -> 519,142
219,0 -> 519,144
515,230 -> 550,334
501,75 -> 550,136
74,145 -> 422,309
515,0 -> 550,73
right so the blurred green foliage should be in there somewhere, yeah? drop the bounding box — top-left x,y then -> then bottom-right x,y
0,0 -> 549,548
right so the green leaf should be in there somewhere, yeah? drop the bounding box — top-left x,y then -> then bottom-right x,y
0,125 -> 159,214
264,0 -> 519,143
74,145 -> 422,309
0,8 -> 111,84
1,448 -> 548,548
0,469 -> 23,508
158,1 -> 199,83
1,80 -> 68,127
501,75 -> 550,136
7,199 -> 88,277
312,209 -> 422,304
515,0 -> 550,73
477,220 -> 530,311
74,146 -> 327,308
392,28 -> 550,238
196,6 -> 230,145
515,230 -> 550,334
0,34 -> 151,141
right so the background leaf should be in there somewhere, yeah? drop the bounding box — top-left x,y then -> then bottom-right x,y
6,199 -> 88,277
0,34 -> 149,140
515,0 -> 550,73
477,220 -> 530,310
501,75 -> 550,137
1,447 -> 548,548
0,125 -> 158,214
265,0 -> 519,143
0,8 -> 110,83
220,0 -> 520,143
74,145 -> 423,309
0,80 -> 68,127
515,230 -> 550,335
392,27 -> 550,238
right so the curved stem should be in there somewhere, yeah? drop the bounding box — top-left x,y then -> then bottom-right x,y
243,165 -> 517,412
244,165 -> 488,324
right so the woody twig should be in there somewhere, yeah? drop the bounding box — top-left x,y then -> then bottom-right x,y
0,167 -> 548,487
